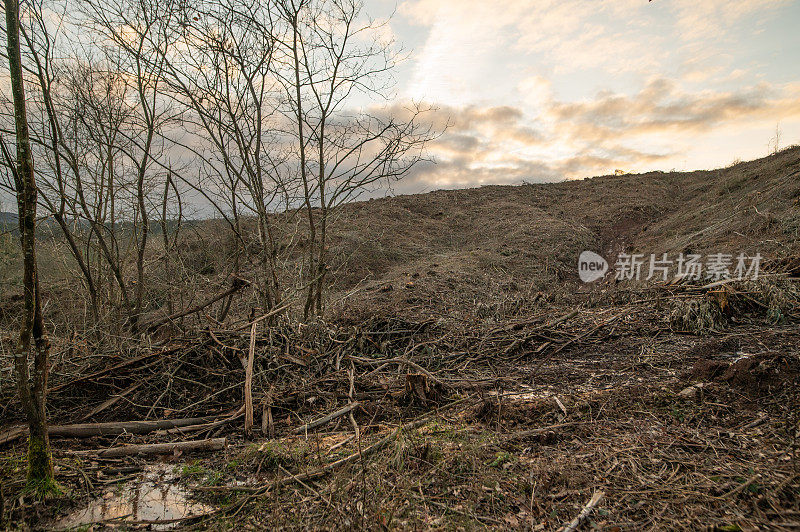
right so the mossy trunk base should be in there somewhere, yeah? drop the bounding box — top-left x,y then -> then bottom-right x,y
24,432 -> 59,498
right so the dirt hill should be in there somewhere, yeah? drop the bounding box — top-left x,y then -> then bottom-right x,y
326,146 -> 800,320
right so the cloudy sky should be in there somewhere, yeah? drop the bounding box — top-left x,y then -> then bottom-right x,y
362,0 -> 800,193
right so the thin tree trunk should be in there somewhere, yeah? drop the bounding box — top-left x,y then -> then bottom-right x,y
53,213 -> 100,326
315,122 -> 327,315
133,133 -> 152,332
160,172 -> 173,316
244,321 -> 257,433
5,0 -> 55,488
18,32 -> 101,327
288,12 -> 316,321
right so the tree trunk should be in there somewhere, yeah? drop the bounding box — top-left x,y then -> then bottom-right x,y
25,418 -> 52,482
5,0 -> 56,489
289,12 -> 316,321
315,119 -> 327,315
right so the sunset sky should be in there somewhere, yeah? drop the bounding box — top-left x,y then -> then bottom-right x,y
364,0 -> 800,193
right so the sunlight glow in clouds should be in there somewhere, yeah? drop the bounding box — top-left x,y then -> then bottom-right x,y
367,0 -> 800,192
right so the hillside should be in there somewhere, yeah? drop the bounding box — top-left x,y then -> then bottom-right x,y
325,146 -> 800,320
1,148 -> 799,530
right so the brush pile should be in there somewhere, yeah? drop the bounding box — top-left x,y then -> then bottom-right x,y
0,275 -> 798,529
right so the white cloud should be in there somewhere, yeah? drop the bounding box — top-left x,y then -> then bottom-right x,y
384,0 -> 800,189
380,77 -> 800,189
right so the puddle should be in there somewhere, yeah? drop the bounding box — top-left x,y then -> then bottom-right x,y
55,465 -> 214,530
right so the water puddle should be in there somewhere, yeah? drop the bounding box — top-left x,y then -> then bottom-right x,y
55,465 -> 214,530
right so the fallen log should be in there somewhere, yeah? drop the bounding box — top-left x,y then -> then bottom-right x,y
0,416 -> 221,444
0,426 -> 25,446
170,407 -> 245,435
49,417 -> 221,438
293,402 -> 360,435
72,437 -> 226,458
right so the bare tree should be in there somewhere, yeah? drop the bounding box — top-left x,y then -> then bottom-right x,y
2,0 -> 56,492
80,0 -> 179,331
0,0 -> 107,327
0,0 -> 435,345
22,53 -> 138,330
155,0 -> 295,310
63,59 -> 136,327
276,0 -> 435,317
2,0 -> 149,332
769,122 -> 782,155
158,168 -> 181,316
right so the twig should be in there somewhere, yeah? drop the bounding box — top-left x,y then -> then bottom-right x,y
348,355 -> 450,389
294,402 -> 361,435
235,300 -> 294,331
145,278 -> 250,332
49,345 -> 182,392
716,473 -> 759,500
173,407 -> 244,434
533,311 -> 628,373
501,421 -> 592,443
562,490 -> 605,532
277,464 -> 348,519
80,382 -> 143,421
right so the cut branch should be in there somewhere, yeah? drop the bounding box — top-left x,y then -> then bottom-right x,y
146,277 -> 251,332
293,402 -> 360,435
562,490 -> 605,532
244,320 -> 257,433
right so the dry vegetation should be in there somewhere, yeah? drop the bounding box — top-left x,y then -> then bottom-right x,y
1,147 -> 799,530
